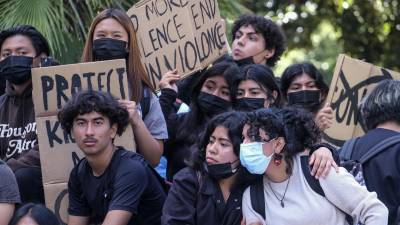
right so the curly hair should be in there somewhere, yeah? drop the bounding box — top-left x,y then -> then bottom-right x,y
0,25 -> 50,57
231,14 -> 286,67
58,90 -> 129,136
246,107 -> 320,175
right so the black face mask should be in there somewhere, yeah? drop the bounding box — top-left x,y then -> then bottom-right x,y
287,90 -> 321,111
235,97 -> 265,111
0,56 -> 33,85
234,56 -> 254,67
197,92 -> 231,117
93,38 -> 128,61
204,161 -> 239,180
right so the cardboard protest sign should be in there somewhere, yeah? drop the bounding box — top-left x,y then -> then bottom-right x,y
323,54 -> 400,146
31,59 -> 135,224
127,0 -> 228,89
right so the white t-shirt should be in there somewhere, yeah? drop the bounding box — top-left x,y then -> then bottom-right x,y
242,155 -> 388,225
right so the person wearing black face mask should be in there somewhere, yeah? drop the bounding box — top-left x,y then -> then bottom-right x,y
81,8 -> 169,168
0,25 -> 56,204
159,62 -> 240,181
162,112 -> 256,225
234,64 -> 281,112
281,62 -> 333,131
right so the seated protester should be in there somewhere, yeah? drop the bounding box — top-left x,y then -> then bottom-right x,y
176,13 -> 286,105
81,8 -> 168,167
234,64 -> 281,111
0,25 -> 57,204
9,203 -> 59,225
162,111 -> 254,225
234,64 -> 338,179
159,62 -> 240,181
0,160 -> 20,225
58,91 -> 166,225
280,62 -> 333,131
241,108 -> 388,225
342,80 -> 400,225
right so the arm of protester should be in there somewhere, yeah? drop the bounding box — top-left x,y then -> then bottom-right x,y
68,215 -> 89,225
159,70 -> 185,143
315,103 -> 333,131
102,210 -> 132,225
6,145 -> 40,172
0,203 -> 14,225
320,168 -> 388,225
119,99 -> 162,167
161,168 -> 199,224
309,145 -> 339,179
241,188 -> 266,225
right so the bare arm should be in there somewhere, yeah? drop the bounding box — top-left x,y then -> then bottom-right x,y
67,215 -> 89,225
119,99 -> 163,166
102,210 -> 132,225
0,203 -> 14,225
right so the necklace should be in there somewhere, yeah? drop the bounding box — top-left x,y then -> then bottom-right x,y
267,176 -> 290,208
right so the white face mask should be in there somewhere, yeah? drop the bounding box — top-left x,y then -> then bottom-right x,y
240,142 -> 273,174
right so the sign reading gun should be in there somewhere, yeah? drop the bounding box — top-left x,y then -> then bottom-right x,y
323,54 -> 400,146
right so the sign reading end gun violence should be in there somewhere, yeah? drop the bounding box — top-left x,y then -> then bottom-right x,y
127,0 -> 228,89
323,54 -> 400,146
31,59 -> 136,224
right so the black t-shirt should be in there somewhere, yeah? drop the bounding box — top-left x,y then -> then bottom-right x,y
351,128 -> 400,224
68,148 -> 166,225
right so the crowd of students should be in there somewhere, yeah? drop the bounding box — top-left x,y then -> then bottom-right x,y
0,7 -> 398,225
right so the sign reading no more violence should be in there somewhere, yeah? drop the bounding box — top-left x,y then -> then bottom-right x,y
127,0 -> 228,89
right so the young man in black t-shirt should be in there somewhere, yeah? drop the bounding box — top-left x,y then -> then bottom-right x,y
58,90 -> 166,225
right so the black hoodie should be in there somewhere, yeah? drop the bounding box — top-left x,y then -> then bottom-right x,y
0,82 -> 40,171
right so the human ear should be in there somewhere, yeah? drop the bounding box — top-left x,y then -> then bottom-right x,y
273,137 -> 285,154
264,48 -> 275,60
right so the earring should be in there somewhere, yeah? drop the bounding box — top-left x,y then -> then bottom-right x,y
273,153 -> 283,166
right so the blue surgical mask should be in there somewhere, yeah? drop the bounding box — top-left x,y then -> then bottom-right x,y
240,142 -> 273,174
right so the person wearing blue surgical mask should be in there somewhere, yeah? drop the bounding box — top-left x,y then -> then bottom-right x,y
240,108 -> 388,225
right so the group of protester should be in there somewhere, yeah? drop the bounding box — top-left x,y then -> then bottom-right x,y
0,7 -> 398,225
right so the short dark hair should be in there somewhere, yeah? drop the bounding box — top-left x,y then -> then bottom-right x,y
280,62 -> 329,102
58,90 -> 129,136
0,25 -> 51,56
361,79 -> 400,130
231,14 -> 286,67
9,203 -> 59,225
237,64 -> 282,107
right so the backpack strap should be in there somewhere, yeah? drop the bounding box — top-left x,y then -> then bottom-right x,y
140,87 -> 151,119
250,177 -> 266,220
359,134 -> 400,164
339,138 -> 359,161
300,156 -> 325,197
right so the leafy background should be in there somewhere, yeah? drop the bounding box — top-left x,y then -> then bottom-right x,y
1,0 -> 399,82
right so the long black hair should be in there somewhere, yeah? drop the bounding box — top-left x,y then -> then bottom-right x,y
189,111 -> 257,190
175,62 -> 241,144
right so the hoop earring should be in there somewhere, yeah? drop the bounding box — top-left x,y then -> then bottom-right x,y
273,153 -> 283,166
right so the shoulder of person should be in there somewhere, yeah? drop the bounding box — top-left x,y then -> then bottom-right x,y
173,167 -> 198,184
